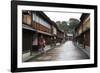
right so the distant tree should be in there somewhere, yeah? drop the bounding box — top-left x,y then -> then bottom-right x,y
56,18 -> 79,34
56,21 -> 62,30
61,21 -> 68,32
56,21 -> 68,33
68,18 -> 79,29
68,18 -> 80,33
56,21 -> 61,26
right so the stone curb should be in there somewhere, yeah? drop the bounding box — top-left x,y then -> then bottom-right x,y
24,45 -> 61,62
73,42 -> 90,58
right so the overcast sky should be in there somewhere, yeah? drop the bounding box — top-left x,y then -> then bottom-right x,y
44,11 -> 82,22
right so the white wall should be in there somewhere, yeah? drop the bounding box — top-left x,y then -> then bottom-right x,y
32,12 -> 51,28
0,0 -> 99,73
53,26 -> 57,35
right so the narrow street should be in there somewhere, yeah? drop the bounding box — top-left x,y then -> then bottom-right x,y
28,41 -> 89,62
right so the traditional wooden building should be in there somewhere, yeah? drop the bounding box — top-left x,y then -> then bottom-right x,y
52,21 -> 65,44
50,21 -> 57,44
75,13 -> 90,48
22,10 -> 53,53
22,10 -> 65,54
31,11 -> 53,46
22,11 -> 36,53
57,27 -> 65,43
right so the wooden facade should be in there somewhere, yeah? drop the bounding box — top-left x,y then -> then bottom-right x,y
22,10 -> 65,53
57,28 -> 64,43
51,21 -> 65,44
75,13 -> 90,48
22,29 -> 34,53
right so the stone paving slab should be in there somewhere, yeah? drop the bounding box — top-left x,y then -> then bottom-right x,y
22,45 -> 60,62
74,42 -> 90,57
27,41 -> 89,62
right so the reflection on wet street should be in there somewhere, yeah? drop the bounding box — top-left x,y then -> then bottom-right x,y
28,41 -> 89,62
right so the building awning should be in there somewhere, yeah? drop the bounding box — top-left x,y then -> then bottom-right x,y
22,24 -> 36,32
23,24 -> 52,36
37,30 -> 52,36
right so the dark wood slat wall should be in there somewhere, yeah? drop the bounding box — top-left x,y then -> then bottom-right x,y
22,10 -> 65,49
23,13 -> 51,34
75,13 -> 90,47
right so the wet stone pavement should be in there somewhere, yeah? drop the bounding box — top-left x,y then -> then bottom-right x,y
28,41 -> 89,62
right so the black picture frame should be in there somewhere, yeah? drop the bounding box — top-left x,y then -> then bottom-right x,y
11,1 -> 97,72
